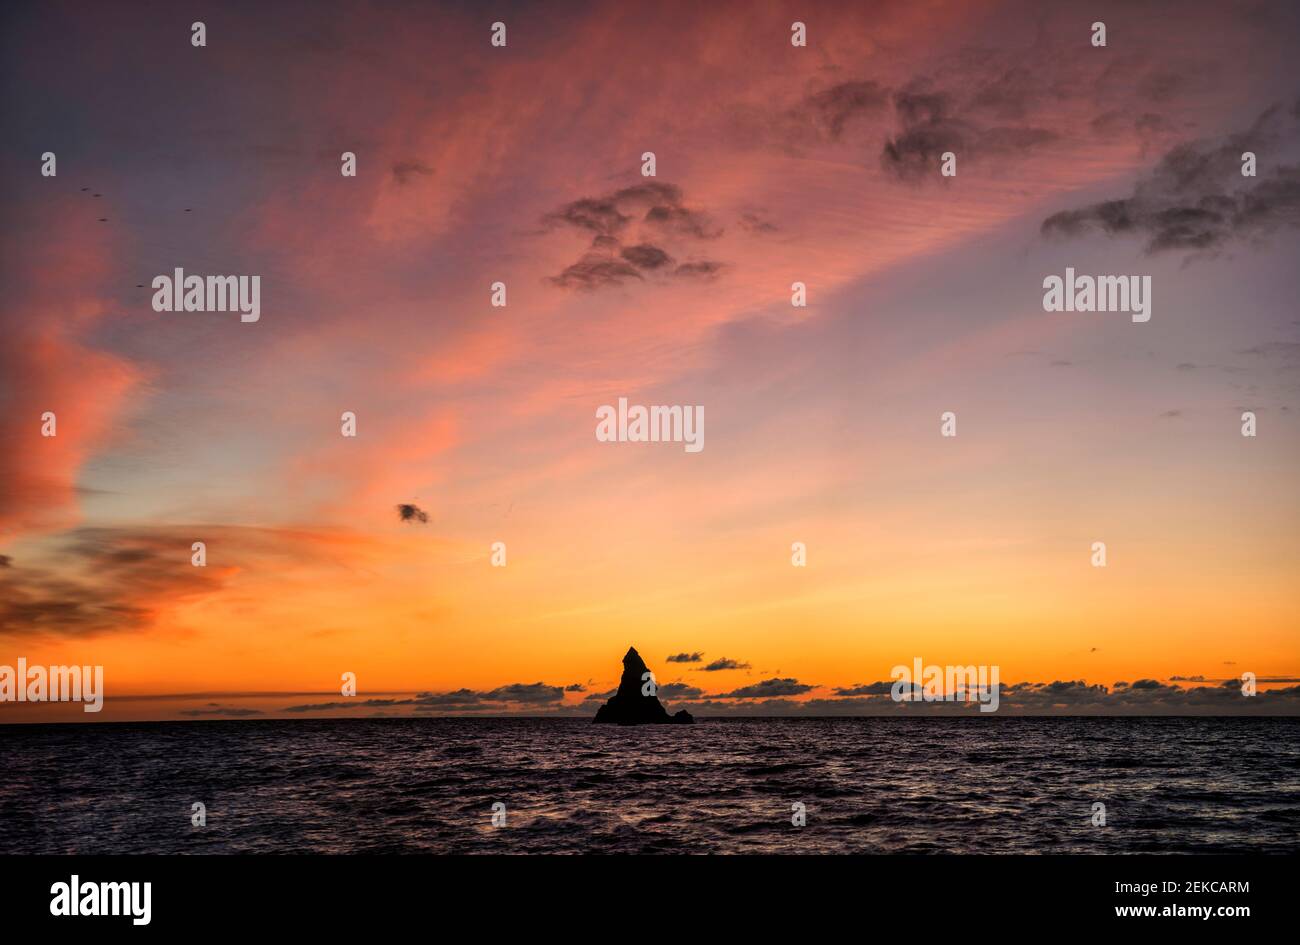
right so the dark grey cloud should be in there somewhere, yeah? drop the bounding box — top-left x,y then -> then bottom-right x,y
987,676 -> 1300,713
833,681 -> 894,696
659,682 -> 704,700
666,651 -> 704,663
409,689 -> 487,708
644,204 -> 722,240
0,554 -> 11,568
396,503 -> 429,524
881,88 -> 968,178
674,260 -> 724,280
738,211 -> 778,234
547,198 -> 632,237
179,703 -> 264,717
712,677 -> 815,699
269,675 -> 1300,717
759,47 -> 1201,171
805,80 -> 890,139
700,657 -> 750,672
483,682 -> 565,704
1128,678 -> 1167,691
550,255 -> 643,290
1007,679 -> 1112,697
1042,101 -> 1300,254
764,68 -> 1036,157
620,243 -> 674,270
667,676 -> 1299,715
287,682 -> 565,714
640,676 -> 1300,715
544,182 -> 687,239
880,80 -> 1056,180
286,697 -> 409,713
391,160 -> 433,185
564,683 -> 586,692
542,182 -> 723,290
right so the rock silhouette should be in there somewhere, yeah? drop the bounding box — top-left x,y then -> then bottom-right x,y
593,646 -> 694,724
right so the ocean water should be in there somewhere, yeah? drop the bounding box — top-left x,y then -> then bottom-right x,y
1,717 -> 1297,854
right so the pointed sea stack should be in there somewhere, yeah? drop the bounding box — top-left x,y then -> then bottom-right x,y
593,646 -> 694,724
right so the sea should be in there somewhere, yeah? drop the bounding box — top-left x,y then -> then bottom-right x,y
1,716 -> 1297,854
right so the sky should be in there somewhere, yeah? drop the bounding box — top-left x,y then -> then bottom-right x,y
1,0 -> 1298,721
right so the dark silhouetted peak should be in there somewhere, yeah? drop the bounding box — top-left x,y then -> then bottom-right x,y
594,645 -> 694,725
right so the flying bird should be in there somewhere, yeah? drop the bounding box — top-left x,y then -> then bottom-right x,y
396,503 -> 429,524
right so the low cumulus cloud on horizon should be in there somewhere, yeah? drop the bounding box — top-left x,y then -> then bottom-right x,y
259,674 -> 1300,719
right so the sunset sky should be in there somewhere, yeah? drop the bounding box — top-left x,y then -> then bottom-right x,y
2,0 -> 1298,720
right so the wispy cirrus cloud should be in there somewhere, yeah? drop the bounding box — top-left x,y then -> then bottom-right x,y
0,199 -> 141,541
0,525 -> 384,639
